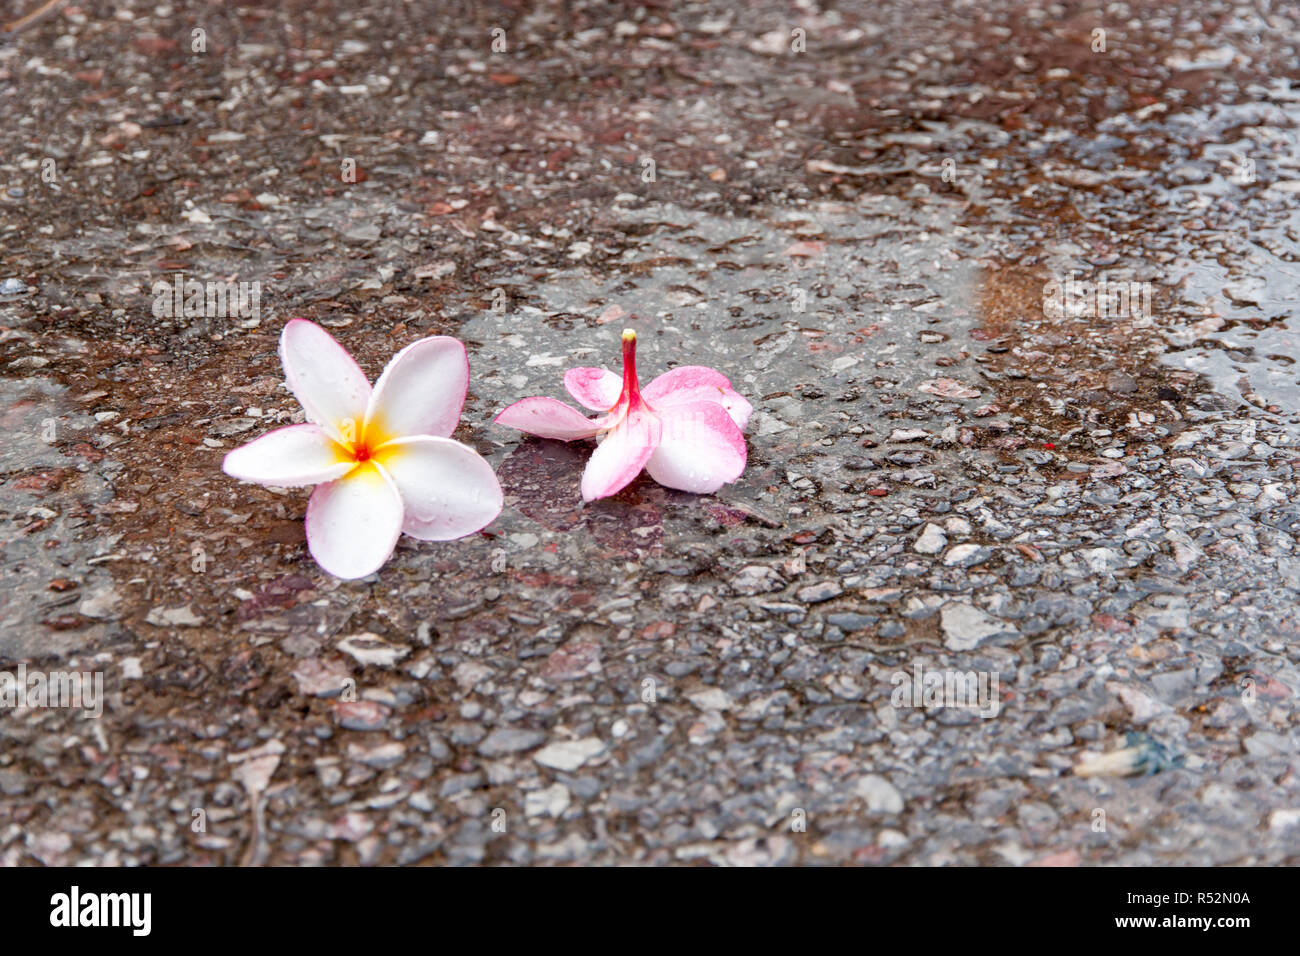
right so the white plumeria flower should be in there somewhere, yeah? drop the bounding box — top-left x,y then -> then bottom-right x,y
222,319 -> 503,580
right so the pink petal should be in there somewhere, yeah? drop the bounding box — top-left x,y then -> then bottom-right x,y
642,366 -> 753,430
645,401 -> 747,494
782,240 -> 825,258
304,463 -> 404,579
222,424 -> 354,487
279,319 -> 372,443
365,336 -> 469,441
564,367 -> 622,410
376,436 -> 503,540
495,396 -> 605,440
581,407 -> 662,501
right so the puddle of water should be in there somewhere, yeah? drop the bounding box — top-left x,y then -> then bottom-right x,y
0,377 -> 114,657
1150,97 -> 1300,429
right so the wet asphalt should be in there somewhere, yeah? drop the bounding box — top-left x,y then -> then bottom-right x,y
1,0 -> 1298,864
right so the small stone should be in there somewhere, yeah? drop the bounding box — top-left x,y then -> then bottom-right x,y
687,687 -> 733,711
854,774 -> 904,813
1106,371 -> 1138,395
731,564 -> 784,596
722,836 -> 794,866
940,602 -> 1018,650
749,29 -> 789,56
1167,535 -> 1202,572
329,811 -> 374,842
1269,809 -> 1300,831
78,586 -> 121,620
293,658 -> 352,697
478,728 -> 546,757
525,783 -> 571,818
1208,441 -> 1249,461
1243,731 -> 1290,758
145,604 -> 205,627
413,259 -> 456,280
843,456 -> 877,471
944,517 -> 972,535
0,769 -> 29,796
347,741 -> 405,769
796,580 -> 843,603
208,417 -> 257,437
1079,548 -> 1122,573
878,829 -> 909,848
452,661 -> 493,688
337,632 -> 409,668
25,831 -> 72,864
943,543 -> 991,567
534,737 -> 606,772
541,642 -> 601,681
1112,684 -> 1168,724
914,523 -> 947,555
826,611 -> 876,632
333,700 -> 390,731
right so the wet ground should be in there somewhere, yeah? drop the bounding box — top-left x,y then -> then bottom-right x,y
1,0 -> 1299,865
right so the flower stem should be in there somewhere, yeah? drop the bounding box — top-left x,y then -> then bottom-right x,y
620,328 -> 641,405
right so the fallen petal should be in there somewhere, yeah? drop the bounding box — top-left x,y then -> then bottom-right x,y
643,366 -> 753,429
563,367 -> 622,411
596,303 -> 628,325
782,240 -> 825,257
279,319 -> 371,443
918,377 -> 981,400
646,401 -> 747,494
221,424 -> 353,487
581,408 -> 662,501
495,396 -> 605,440
365,336 -> 468,441
305,463 -> 404,579
377,435 -> 503,540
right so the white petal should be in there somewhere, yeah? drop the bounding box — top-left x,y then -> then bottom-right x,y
279,319 -> 371,443
376,436 -> 503,540
304,463 -> 404,579
365,336 -> 469,441
644,401 -> 747,494
222,424 -> 354,487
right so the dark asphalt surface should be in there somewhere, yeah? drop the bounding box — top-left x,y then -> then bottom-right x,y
1,0 -> 1298,865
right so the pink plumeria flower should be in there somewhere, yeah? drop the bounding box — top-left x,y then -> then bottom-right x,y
222,319 -> 503,580
495,328 -> 752,501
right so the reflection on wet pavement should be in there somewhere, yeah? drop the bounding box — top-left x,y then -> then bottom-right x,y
1,0 -> 1298,866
